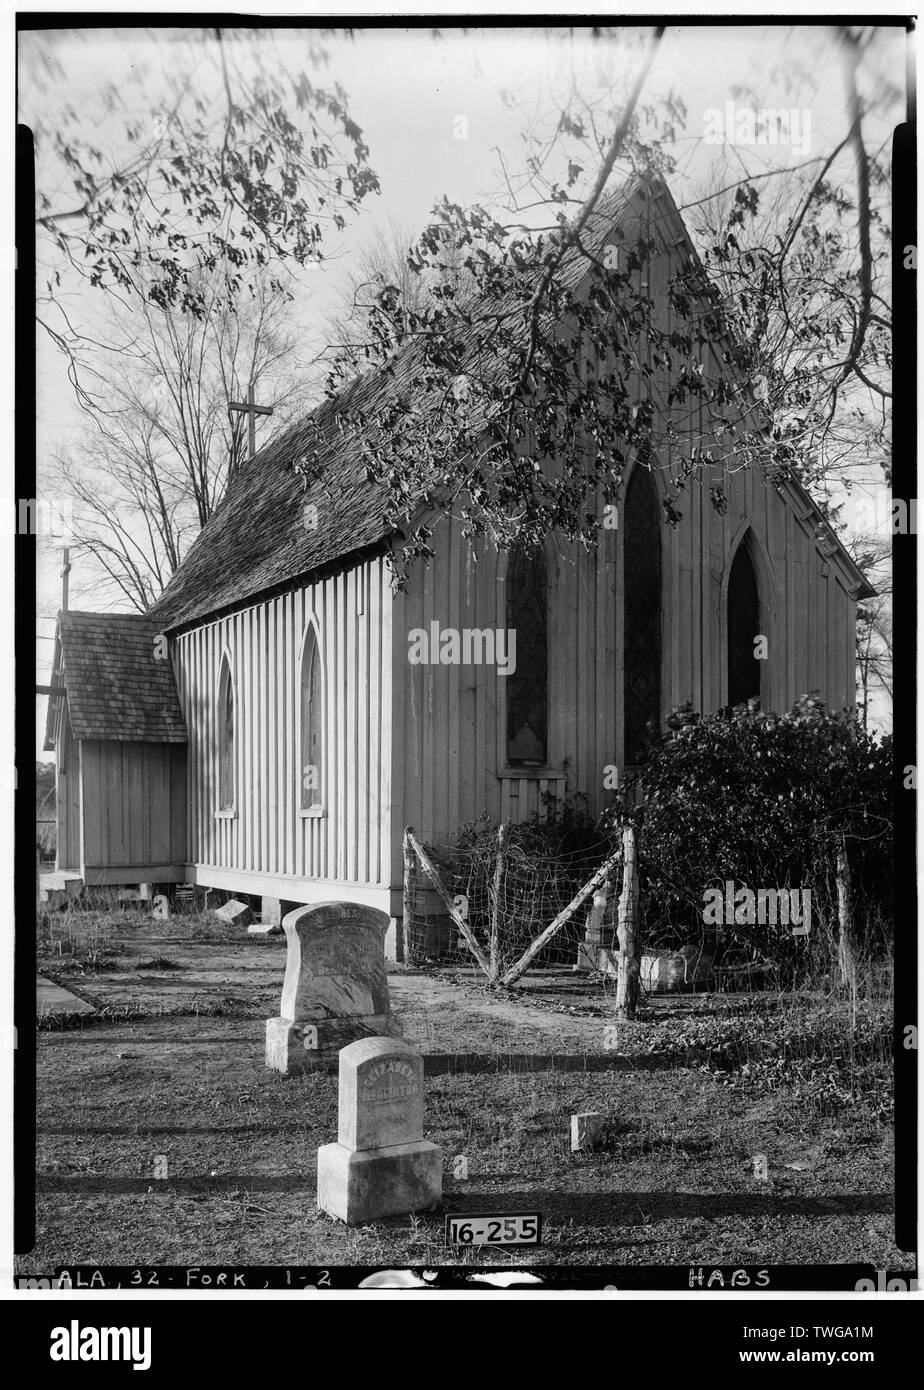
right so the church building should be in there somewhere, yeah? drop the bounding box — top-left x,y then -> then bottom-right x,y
44,176 -> 874,927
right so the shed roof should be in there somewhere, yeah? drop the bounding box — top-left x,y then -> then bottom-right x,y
45,611 -> 188,747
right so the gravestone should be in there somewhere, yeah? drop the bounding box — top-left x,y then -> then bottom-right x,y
215,898 -> 254,928
261,895 -> 298,929
317,1037 -> 442,1225
265,902 -> 402,1074
571,1111 -> 604,1152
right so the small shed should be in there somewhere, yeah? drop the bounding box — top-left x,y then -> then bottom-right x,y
43,612 -> 188,884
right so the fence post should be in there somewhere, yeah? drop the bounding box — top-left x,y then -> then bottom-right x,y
615,824 -> 641,1019
402,827 -> 416,965
836,839 -> 858,1021
489,821 -> 510,986
406,829 -> 493,978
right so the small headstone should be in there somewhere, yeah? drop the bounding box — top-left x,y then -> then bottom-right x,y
261,895 -> 298,928
571,1112 -> 605,1153
575,885 -> 608,972
383,916 -> 405,963
248,920 -> 283,936
214,898 -> 254,928
152,894 -> 170,920
265,902 -> 402,1073
317,1037 -> 442,1225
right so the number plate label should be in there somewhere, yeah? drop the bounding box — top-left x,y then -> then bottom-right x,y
445,1213 -> 542,1246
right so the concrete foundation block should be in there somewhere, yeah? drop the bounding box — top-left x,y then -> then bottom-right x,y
265,1014 -> 403,1074
317,1139 -> 442,1226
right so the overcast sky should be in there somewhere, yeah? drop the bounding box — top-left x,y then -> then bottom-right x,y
24,22 -> 904,745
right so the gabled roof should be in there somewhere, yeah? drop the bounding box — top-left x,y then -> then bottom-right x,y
146,373 -> 396,634
147,173 -> 873,630
145,182 -> 637,635
44,611 -> 188,748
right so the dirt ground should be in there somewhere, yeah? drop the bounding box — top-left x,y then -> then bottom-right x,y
20,909 -> 909,1274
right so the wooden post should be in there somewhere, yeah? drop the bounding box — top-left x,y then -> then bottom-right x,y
615,824 -> 641,1019
489,821 -> 509,986
836,840 -> 857,1019
406,829 -> 493,978
402,827 -> 416,965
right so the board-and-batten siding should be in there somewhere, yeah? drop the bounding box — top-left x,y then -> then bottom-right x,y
393,193 -> 859,864
394,463 -> 856,879
392,517 -> 619,878
56,703 -> 81,873
172,555 -> 393,904
79,740 -> 186,881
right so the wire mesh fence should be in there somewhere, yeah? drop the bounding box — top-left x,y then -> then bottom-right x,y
403,818 -> 624,982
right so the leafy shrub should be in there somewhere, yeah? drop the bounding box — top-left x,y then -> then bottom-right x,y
602,698 -> 892,978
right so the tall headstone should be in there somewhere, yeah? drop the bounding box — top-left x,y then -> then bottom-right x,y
265,902 -> 401,1074
317,1037 -> 442,1225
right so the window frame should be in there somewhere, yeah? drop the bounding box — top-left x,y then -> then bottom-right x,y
298,619 -> 327,818
499,541 -> 557,775
216,650 -> 236,817
622,461 -> 663,766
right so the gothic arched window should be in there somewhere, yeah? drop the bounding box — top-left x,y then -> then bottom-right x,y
217,653 -> 235,811
727,537 -> 761,709
506,545 -> 549,766
300,624 -> 324,809
623,465 -> 662,763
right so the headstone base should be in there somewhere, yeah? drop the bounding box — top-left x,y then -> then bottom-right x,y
317,1139 -> 442,1225
265,1014 -> 403,1074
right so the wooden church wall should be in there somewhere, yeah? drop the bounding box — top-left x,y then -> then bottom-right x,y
55,702 -> 82,873
392,516 -> 621,869
393,184 -> 859,863
171,553 -> 395,908
79,741 -> 187,884
393,468 -> 856,871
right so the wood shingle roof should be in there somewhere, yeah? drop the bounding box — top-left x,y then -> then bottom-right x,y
146,185 -> 640,635
51,611 -> 188,744
145,173 -> 873,631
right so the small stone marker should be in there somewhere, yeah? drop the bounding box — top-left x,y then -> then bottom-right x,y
261,895 -> 297,928
265,902 -> 402,1073
248,920 -> 283,936
215,898 -> 254,927
571,1112 -> 605,1153
152,894 -> 170,920
317,1037 -> 442,1225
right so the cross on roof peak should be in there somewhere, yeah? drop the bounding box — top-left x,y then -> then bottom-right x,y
229,383 -> 274,460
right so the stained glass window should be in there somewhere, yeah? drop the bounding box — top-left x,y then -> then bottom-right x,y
506,545 -> 549,766
623,465 -> 662,763
727,538 -> 761,709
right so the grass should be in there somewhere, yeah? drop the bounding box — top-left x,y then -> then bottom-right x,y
19,904 -> 908,1273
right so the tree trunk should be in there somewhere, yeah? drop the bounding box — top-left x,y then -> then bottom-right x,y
615,824 -> 641,1019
